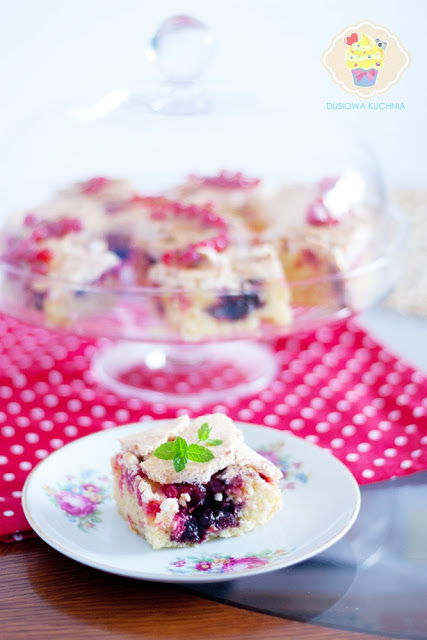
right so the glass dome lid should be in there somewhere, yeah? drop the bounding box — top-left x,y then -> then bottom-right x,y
0,15 -> 407,404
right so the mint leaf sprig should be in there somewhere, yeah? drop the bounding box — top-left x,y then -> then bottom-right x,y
153,423 -> 223,473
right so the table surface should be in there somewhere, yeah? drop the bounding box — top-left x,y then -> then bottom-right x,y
1,538 -> 403,640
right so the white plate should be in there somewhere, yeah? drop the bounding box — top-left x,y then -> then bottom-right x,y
22,421 -> 360,583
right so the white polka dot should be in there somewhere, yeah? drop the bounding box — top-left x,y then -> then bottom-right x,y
20,389 -> 36,402
315,327 -> 333,343
289,360 -> 306,374
357,442 -> 371,453
274,404 -> 289,416
384,448 -> 397,458
337,400 -> 351,412
368,430 -> 382,441
362,372 -> 377,385
319,387 -> 334,399
10,444 -> 24,455
388,410 -> 402,422
151,405 -> 166,416
16,416 -> 30,428
48,370 -> 63,385
249,399 -> 265,412
394,436 -> 408,447
310,392 -> 328,409
373,458 -> 386,466
80,388 -> 96,401
362,469 -> 375,479
400,460 -> 413,470
3,473 -> 15,482
353,414 -> 366,425
301,407 -> 315,419
313,364 -> 329,377
404,424 -> 417,434
11,490 -> 22,498
68,399 -> 82,412
411,372 -> 425,384
30,407 -> 45,420
238,409 -> 254,421
260,390 -> 276,403
355,348 -> 371,363
346,452 -> 359,462
50,438 -> 64,449
57,384 -> 72,397
53,412 -> 68,423
7,402 -> 21,415
370,362 -> 386,375
413,406 -> 426,418
342,425 -> 356,437
346,359 -> 362,373
331,438 -> 345,448
101,420 -> 116,430
64,425 -> 78,437
339,331 -> 355,347
35,449 -> 48,459
0,386 -> 12,399
3,510 -> 14,517
362,406 -> 377,417
295,384 -> 310,397
77,416 -> 92,427
411,449 -> 422,458
43,394 -> 59,408
303,373 -> 318,387
289,418 -> 305,430
303,432 -> 319,444
372,397 -> 385,409
386,372 -> 401,385
378,420 -> 391,431
322,353 -> 339,368
396,394 -> 410,406
264,414 -> 280,427
284,395 -> 300,407
0,411 -> 5,422
91,405 -> 106,418
315,422 -> 330,433
0,455 -> 9,465
378,384 -> 392,397
19,461 -> 32,471
25,433 -> 39,444
378,350 -> 392,363
1,426 -> 15,438
327,412 -> 341,424
37,422 -> 53,436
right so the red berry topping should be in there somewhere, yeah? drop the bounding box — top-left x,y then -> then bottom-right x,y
81,176 -> 110,195
189,170 -> 261,189
306,199 -> 339,226
23,213 -> 39,227
35,248 -> 53,263
31,217 -> 83,242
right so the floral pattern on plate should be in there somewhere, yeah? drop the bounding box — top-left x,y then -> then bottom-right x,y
168,548 -> 290,575
44,469 -> 110,532
257,441 -> 310,489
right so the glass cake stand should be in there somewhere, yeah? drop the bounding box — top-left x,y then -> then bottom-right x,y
0,16 -> 408,404
0,204 -> 406,404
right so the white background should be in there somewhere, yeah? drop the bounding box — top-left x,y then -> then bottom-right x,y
0,0 -> 425,187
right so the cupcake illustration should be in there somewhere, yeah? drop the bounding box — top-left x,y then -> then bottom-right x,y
345,32 -> 386,87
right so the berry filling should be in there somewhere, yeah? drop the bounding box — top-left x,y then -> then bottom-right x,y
207,291 -> 264,321
166,472 -> 244,544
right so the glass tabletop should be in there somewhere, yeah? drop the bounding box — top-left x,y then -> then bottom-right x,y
188,470 -> 427,639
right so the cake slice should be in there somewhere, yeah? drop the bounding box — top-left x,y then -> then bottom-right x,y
111,414 -> 283,549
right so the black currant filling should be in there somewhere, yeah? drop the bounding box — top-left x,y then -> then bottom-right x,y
207,292 -> 264,321
165,471 -> 244,544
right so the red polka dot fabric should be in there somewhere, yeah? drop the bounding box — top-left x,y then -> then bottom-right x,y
0,313 -> 426,541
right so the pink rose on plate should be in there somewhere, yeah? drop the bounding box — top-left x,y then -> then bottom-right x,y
56,491 -> 96,517
223,556 -> 268,572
